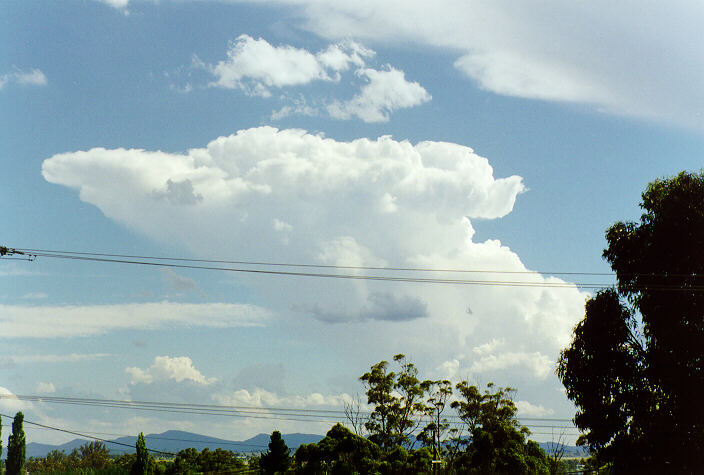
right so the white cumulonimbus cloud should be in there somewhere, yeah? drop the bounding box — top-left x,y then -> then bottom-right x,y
0,67 -> 47,90
202,35 -> 429,122
0,302 -> 269,338
126,355 -> 216,385
42,127 -> 587,405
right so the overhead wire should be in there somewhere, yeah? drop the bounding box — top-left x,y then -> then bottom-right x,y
12,248 -> 617,276
3,396 -> 582,455
1,394 -> 577,430
5,246 -> 703,291
0,247 -> 634,290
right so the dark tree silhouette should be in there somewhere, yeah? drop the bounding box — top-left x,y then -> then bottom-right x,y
131,432 -> 150,475
6,412 -> 26,475
260,430 -> 291,474
558,171 -> 704,472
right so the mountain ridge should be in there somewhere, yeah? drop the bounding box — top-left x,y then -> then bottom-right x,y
20,430 -> 323,458
16,430 -> 588,459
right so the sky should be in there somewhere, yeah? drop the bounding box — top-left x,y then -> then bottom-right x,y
2,0 -> 703,447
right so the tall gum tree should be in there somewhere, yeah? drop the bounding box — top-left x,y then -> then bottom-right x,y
558,171 -> 704,472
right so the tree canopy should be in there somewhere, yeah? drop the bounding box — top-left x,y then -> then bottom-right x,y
360,353 -> 427,451
451,382 -> 549,474
260,430 -> 292,474
558,170 -> 704,472
131,432 -> 150,475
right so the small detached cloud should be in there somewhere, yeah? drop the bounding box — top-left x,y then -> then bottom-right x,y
470,351 -> 552,380
208,35 -> 372,96
35,381 -> 56,394
197,36 -> 428,122
327,67 -> 431,122
92,0 -> 129,12
126,355 -> 216,385
0,67 -> 47,90
515,400 -> 555,418
160,268 -> 204,297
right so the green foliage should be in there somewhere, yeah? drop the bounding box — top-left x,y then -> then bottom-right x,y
79,441 -> 113,470
131,433 -> 150,475
360,354 -> 428,451
558,170 -> 704,472
24,441 -> 245,475
294,424 -> 443,474
246,453 -> 261,472
7,411 -> 26,475
170,446 -> 243,474
25,442 -> 126,475
294,423 -> 381,474
416,379 -> 452,460
113,453 -> 138,473
451,383 -> 549,474
260,430 -> 291,474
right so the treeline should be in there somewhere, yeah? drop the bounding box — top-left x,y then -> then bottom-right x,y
4,355 -> 571,474
25,442 -> 250,475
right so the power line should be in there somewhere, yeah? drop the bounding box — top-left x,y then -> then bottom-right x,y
4,250 -> 615,289
12,248 -> 617,276
0,248 -> 634,290
0,394 -> 577,429
5,246 -> 702,292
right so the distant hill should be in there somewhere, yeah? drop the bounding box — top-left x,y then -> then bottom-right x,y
19,431 -> 587,460
23,430 -> 323,459
537,441 -> 589,458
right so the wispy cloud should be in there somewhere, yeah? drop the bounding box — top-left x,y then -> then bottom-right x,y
21,292 -> 48,300
246,0 -> 704,132
0,302 -> 270,338
8,353 -> 112,364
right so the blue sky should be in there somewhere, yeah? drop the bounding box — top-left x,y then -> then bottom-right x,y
2,0 -> 703,445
